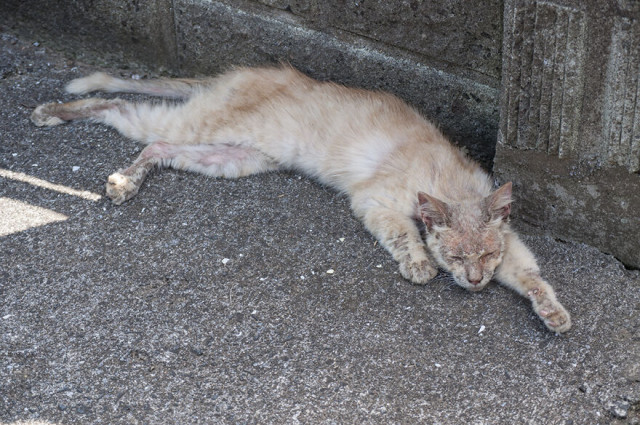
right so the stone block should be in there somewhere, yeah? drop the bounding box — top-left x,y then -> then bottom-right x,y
498,0 -> 640,170
495,0 -> 640,267
313,0 -> 504,81
244,0 -> 503,81
495,147 -> 640,268
0,0 -> 177,71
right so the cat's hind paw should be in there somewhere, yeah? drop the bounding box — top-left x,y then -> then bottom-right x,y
528,288 -> 572,333
399,257 -> 437,285
31,103 -> 65,127
106,172 -> 140,205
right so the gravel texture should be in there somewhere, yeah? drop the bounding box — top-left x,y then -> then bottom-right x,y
1,31 -> 639,424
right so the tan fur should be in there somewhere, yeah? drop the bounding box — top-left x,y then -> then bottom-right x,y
31,65 -> 570,333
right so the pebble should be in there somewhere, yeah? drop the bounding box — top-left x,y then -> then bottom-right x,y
608,401 -> 630,418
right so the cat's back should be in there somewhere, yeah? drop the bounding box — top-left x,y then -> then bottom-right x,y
231,67 -> 450,180
194,66 -> 485,198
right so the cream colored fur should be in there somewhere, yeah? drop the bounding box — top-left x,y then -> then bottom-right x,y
31,65 -> 571,333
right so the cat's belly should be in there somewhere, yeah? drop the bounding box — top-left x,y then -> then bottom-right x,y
258,132 -> 401,192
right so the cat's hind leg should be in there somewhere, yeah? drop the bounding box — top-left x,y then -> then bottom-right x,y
106,142 -> 279,204
66,72 -> 210,98
31,98 -> 124,127
495,230 -> 571,333
31,98 -> 177,144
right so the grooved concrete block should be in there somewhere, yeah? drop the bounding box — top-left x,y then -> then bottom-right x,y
498,0 -> 640,170
174,0 -> 499,165
501,1 -> 586,158
603,14 -> 640,172
495,0 -> 640,267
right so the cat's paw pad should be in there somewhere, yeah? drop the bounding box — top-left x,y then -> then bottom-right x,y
106,172 -> 139,205
399,258 -> 437,285
31,104 -> 65,127
530,290 -> 571,333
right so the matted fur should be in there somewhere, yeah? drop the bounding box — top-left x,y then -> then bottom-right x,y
31,65 -> 571,333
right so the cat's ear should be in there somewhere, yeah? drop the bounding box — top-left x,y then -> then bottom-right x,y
485,182 -> 512,221
418,192 -> 449,230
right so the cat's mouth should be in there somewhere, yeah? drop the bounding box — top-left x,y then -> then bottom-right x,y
453,276 -> 489,292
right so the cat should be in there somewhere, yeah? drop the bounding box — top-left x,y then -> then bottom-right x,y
31,65 -> 571,333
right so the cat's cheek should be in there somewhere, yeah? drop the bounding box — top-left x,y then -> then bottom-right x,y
486,258 -> 503,280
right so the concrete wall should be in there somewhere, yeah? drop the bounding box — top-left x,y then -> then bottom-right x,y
0,0 -> 501,166
495,0 -> 640,268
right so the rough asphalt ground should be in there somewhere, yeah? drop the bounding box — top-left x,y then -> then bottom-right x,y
1,31 -> 639,425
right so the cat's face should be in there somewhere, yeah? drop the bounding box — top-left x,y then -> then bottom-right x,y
426,216 -> 505,291
419,183 -> 512,291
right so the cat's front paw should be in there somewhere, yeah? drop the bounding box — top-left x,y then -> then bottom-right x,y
528,287 -> 572,333
106,172 -> 140,205
31,103 -> 65,127
399,256 -> 437,285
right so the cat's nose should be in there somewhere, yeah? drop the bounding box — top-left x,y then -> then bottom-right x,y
468,278 -> 482,286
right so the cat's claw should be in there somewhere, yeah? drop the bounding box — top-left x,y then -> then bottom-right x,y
528,288 -> 571,333
399,258 -> 437,285
31,104 -> 66,127
106,172 -> 140,205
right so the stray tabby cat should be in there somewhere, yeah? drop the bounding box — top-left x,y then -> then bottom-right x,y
31,65 -> 571,333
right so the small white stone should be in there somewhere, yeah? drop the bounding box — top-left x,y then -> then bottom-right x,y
72,166 -> 80,172
326,269 -> 334,274
339,237 -> 345,242
221,258 -> 230,265
376,264 -> 382,268
478,325 -> 486,334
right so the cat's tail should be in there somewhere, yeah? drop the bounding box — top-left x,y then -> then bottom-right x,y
65,72 -> 211,99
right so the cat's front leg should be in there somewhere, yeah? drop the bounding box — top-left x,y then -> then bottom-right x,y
105,142 -> 171,204
495,230 -> 571,333
360,207 -> 437,284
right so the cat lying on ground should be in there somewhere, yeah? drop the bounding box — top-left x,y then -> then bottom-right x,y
31,65 -> 571,332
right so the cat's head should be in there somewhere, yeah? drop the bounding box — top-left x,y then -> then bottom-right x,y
418,182 -> 512,291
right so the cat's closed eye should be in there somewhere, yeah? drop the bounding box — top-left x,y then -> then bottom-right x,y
481,251 -> 498,259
